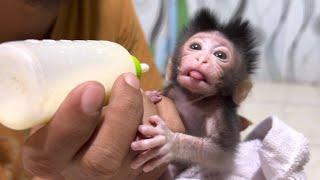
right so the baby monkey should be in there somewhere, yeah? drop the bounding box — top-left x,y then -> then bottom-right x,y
131,9 -> 258,179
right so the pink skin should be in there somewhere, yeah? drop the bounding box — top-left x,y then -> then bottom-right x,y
145,90 -> 162,104
177,31 -> 236,95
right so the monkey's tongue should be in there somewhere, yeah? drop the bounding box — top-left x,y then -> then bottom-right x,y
189,70 -> 205,81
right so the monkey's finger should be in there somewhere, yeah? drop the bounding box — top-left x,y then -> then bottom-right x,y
145,91 -> 162,104
130,147 -> 161,169
138,125 -> 162,137
149,115 -> 165,126
150,95 -> 162,103
131,135 -> 166,151
152,90 -> 161,96
142,154 -> 171,172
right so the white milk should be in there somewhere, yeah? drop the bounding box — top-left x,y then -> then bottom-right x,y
0,40 -> 149,130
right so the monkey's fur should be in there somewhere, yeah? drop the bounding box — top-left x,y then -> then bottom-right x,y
131,8 -> 259,179
168,8 -> 258,96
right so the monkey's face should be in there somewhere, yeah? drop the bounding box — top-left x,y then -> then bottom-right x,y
177,31 -> 237,95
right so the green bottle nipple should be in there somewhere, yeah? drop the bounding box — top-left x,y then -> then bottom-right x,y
131,56 -> 149,79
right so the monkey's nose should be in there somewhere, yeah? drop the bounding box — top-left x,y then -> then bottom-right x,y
196,53 -> 210,64
196,57 -> 208,64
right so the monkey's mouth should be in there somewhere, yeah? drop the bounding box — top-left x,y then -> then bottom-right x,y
187,70 -> 207,82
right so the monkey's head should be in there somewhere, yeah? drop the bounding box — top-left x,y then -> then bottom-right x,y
170,9 -> 258,98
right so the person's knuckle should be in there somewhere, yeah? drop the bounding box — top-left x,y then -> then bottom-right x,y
82,158 -> 117,177
109,96 -> 142,116
23,154 -> 57,177
82,146 -> 121,177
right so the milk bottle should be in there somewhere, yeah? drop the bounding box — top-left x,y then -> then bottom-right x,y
0,40 -> 149,130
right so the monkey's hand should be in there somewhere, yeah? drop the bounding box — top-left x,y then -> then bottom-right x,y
145,90 -> 162,104
130,115 -> 178,172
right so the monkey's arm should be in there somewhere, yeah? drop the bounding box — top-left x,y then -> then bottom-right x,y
131,116 -> 235,172
173,133 -> 235,170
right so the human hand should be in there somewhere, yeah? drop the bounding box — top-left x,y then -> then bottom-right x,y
22,73 -> 144,180
130,115 -> 178,173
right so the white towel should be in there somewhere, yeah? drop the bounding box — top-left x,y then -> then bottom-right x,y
177,116 -> 310,180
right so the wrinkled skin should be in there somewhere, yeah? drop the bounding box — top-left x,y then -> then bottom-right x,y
131,115 -> 178,172
177,31 -> 237,95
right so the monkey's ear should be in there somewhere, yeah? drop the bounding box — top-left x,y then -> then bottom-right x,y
233,77 -> 253,105
165,58 -> 173,81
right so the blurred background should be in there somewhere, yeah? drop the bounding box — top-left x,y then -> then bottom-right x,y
134,0 -> 320,178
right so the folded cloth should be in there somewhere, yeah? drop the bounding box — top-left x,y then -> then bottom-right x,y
177,116 -> 310,180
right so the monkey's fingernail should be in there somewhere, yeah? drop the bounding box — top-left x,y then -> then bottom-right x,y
131,142 -> 139,150
131,163 -> 138,169
131,165 -> 138,169
139,126 -> 145,132
143,167 -> 152,172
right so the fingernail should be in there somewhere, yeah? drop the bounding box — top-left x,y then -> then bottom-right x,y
139,125 -> 144,131
124,73 -> 140,89
82,84 -> 105,114
131,163 -> 138,169
131,142 -> 138,150
143,167 -> 151,172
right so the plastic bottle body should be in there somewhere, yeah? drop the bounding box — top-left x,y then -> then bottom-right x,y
0,40 -> 140,130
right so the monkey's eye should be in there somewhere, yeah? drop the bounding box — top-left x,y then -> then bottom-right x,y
213,51 -> 227,60
189,43 -> 201,50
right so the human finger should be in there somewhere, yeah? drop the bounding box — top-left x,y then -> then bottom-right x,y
78,73 -> 143,177
23,82 -> 105,178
